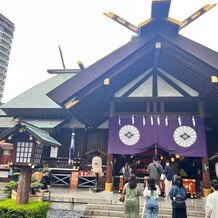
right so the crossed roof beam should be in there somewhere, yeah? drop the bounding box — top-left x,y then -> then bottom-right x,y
103,2 -> 216,34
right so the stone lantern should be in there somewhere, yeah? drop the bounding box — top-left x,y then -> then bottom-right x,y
0,120 -> 61,204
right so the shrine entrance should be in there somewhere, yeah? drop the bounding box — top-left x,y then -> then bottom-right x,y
113,147 -> 202,198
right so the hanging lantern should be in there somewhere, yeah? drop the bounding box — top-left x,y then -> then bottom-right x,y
175,154 -> 180,159
171,156 -> 175,162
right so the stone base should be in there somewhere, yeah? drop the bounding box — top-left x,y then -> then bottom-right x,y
11,190 -> 43,201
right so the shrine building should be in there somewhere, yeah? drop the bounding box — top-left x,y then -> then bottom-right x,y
0,0 -> 217,195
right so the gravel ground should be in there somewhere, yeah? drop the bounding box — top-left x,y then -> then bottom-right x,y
47,209 -> 83,218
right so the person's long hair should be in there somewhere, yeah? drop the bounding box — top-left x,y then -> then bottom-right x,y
174,176 -> 183,188
147,178 -> 157,190
128,174 -> 137,189
211,179 -> 218,191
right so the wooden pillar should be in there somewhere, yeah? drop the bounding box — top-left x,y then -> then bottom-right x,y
70,170 -> 79,189
16,167 -> 32,204
198,100 -> 210,191
105,153 -> 113,191
105,97 -> 114,192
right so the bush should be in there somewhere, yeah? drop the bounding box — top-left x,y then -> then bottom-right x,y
0,199 -> 50,218
3,181 -> 18,196
30,181 -> 43,195
4,177 -> 43,197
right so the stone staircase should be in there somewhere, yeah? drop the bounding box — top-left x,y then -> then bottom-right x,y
82,198 -> 205,218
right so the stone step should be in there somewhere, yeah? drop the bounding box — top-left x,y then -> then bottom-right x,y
83,203 -> 205,218
83,215 -> 202,218
83,209 -> 204,218
85,202 -> 205,212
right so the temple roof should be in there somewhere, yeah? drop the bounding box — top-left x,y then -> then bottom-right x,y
0,71 -> 77,117
47,33 -> 218,127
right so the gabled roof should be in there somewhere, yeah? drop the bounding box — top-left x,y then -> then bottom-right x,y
0,72 -> 77,117
47,32 -> 218,127
0,120 -> 61,147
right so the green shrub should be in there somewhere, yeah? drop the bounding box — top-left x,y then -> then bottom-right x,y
4,177 -> 43,197
3,181 -> 18,196
0,199 -> 50,218
30,181 -> 43,195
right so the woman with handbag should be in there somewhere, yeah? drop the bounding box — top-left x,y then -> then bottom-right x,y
169,176 -> 188,218
122,174 -> 141,218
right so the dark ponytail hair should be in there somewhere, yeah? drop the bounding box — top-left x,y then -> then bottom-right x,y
128,174 -> 137,189
174,176 -> 183,188
147,178 -> 157,190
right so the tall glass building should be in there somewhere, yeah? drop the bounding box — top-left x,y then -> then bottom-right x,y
0,13 -> 14,103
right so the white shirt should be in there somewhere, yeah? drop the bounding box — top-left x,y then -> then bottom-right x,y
143,185 -> 161,200
205,191 -> 218,218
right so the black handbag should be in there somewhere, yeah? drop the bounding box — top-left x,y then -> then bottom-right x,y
119,194 -> 125,202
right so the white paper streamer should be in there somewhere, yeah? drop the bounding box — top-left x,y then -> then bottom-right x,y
132,115 -> 135,125
143,116 -> 146,126
118,116 -> 121,125
157,115 -> 160,126
192,116 -> 196,127
150,116 -> 154,126
178,116 -> 182,126
165,116 -> 168,126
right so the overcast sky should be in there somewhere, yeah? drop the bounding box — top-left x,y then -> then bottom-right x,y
0,0 -> 217,103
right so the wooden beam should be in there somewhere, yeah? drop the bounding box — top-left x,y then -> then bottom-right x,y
146,102 -> 151,113
154,42 -> 161,67
160,101 -> 165,113
113,111 -> 208,116
114,96 -> 199,103
158,69 -> 191,97
179,4 -> 216,30
153,102 -> 158,113
152,70 -> 158,97
103,12 -> 138,34
198,83 -> 215,99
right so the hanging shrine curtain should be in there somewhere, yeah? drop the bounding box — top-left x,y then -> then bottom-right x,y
108,116 -> 207,157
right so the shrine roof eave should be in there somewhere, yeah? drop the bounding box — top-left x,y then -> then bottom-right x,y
171,35 -> 218,70
0,122 -> 61,147
0,108 -> 71,118
0,116 -> 65,130
47,33 -> 155,105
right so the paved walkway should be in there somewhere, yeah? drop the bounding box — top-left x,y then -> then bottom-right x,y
1,181 -> 207,210
47,186 -> 206,206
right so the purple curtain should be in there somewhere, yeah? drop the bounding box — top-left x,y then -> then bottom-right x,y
108,116 -> 207,157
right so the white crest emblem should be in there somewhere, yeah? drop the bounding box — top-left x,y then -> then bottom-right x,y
119,125 -> 140,146
173,126 -> 197,147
